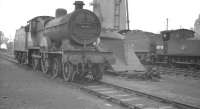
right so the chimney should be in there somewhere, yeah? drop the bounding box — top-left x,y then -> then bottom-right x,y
74,1 -> 85,10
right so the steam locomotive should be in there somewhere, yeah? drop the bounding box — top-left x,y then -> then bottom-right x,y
14,1 -> 115,81
154,29 -> 200,68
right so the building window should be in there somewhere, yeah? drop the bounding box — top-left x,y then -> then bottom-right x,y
156,45 -> 164,50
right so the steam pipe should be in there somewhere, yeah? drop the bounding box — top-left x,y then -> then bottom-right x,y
126,0 -> 130,30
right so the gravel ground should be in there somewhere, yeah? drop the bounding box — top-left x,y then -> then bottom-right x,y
103,75 -> 200,107
0,57 -> 123,109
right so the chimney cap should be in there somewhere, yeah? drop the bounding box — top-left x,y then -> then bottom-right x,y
74,1 -> 85,6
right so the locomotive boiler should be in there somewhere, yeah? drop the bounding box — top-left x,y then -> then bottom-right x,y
14,1 -> 114,81
44,8 -> 101,46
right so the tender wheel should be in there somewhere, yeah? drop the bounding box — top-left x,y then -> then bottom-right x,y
63,62 -> 73,82
41,58 -> 49,74
32,58 -> 39,71
51,58 -> 61,79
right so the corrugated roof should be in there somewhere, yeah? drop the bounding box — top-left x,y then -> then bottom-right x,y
123,30 -> 161,52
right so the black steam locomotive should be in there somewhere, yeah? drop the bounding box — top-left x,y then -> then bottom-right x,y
14,1 -> 115,81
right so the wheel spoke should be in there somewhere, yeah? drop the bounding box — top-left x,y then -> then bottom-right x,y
63,63 -> 70,81
41,58 -> 49,74
63,62 -> 74,82
51,58 -> 59,79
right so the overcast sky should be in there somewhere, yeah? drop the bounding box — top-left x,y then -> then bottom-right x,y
0,0 -> 200,39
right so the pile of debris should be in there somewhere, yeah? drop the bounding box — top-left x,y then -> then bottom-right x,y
106,65 -> 161,81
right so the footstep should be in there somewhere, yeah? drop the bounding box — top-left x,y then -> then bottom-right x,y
1,96 -> 8,99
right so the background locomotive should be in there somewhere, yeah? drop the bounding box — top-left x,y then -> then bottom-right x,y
155,29 -> 200,68
14,1 -> 115,81
123,29 -> 200,69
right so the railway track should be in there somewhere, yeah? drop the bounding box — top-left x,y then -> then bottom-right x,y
72,81 -> 200,109
158,66 -> 196,74
156,66 -> 200,78
1,53 -> 200,109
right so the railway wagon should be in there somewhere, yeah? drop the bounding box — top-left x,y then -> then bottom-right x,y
14,1 -> 115,81
155,29 -> 200,68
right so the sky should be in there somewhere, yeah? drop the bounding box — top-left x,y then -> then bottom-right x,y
0,0 -> 200,40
